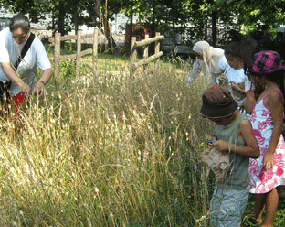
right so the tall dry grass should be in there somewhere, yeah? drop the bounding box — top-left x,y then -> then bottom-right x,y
0,58 -> 215,226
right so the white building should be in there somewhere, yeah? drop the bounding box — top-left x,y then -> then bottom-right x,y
0,6 -> 13,30
110,13 -> 139,34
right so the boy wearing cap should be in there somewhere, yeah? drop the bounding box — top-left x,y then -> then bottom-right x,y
200,84 -> 259,226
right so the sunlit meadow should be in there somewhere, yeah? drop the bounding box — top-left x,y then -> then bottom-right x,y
1,51 -> 285,226
0,55 -> 227,226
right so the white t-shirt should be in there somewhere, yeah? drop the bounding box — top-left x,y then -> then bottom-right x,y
218,57 -> 248,105
0,27 -> 51,96
218,57 -> 248,83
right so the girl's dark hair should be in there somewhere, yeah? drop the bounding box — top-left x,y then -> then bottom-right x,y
249,70 -> 285,112
9,13 -> 30,33
239,38 -> 262,71
225,42 -> 241,58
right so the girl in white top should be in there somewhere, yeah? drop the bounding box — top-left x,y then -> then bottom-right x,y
0,13 -> 52,99
218,42 -> 249,106
187,41 -> 224,85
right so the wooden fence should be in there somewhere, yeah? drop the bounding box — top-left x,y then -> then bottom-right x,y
48,30 -> 164,79
48,30 -> 99,80
130,32 -> 164,74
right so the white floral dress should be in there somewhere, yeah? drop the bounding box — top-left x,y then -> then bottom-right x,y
249,89 -> 285,194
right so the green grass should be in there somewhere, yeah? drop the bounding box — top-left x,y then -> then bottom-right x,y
46,42 -> 195,73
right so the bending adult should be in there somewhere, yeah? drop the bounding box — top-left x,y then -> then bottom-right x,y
0,13 -> 52,112
187,41 -> 224,85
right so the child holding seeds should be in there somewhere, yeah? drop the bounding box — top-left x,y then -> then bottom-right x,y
200,84 -> 259,226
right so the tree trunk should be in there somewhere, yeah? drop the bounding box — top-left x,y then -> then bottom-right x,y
101,17 -> 118,54
172,22 -> 175,57
152,1 -> 156,38
84,0 -> 118,55
58,2 -> 66,48
74,5 -> 79,47
212,9 -> 217,47
74,7 -> 79,36
52,9 -> 55,36
58,3 -> 66,36
130,11 -> 133,54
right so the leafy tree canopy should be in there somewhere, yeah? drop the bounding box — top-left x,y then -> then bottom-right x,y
1,0 -> 285,47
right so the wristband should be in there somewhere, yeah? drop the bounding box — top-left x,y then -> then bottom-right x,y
39,80 -> 45,85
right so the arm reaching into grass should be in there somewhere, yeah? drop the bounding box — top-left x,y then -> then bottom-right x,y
32,68 -> 52,96
187,59 -> 203,85
1,62 -> 30,94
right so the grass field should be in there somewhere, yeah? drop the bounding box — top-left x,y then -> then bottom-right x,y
0,51 -> 284,226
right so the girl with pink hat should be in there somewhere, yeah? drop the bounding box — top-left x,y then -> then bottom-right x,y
247,50 -> 285,226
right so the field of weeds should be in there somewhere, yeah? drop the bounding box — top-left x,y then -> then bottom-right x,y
0,55 -> 284,226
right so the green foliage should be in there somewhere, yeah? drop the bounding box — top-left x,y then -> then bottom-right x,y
242,193 -> 285,226
216,0 -> 285,37
2,0 -> 285,47
59,59 -> 76,78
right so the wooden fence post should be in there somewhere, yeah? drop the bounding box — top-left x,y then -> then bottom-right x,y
130,37 -> 137,75
129,34 -> 164,73
143,35 -> 149,70
54,32 -> 61,81
76,31 -> 81,78
92,29 -> 99,75
154,32 -> 160,67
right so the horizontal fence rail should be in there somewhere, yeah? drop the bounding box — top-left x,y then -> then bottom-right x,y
130,32 -> 164,74
48,30 -> 99,79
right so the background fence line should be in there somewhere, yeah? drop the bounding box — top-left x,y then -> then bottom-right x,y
130,32 -> 164,74
48,30 -> 99,80
49,30 -> 164,79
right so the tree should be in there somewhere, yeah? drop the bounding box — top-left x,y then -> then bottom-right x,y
122,0 -> 195,55
1,0 -> 125,52
123,0 -> 192,35
2,0 -> 285,53
216,0 -> 285,39
1,0 -> 72,36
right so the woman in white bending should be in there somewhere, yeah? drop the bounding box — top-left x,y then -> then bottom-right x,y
187,41 -> 224,85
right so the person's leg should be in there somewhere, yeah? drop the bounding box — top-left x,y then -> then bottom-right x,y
253,193 -> 267,224
210,187 -> 249,227
277,186 -> 285,199
224,188 -> 249,227
261,188 -> 279,227
210,187 -> 221,227
0,90 -> 12,118
256,206 -> 265,224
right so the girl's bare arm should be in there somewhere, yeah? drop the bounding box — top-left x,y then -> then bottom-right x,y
244,91 -> 256,114
264,91 -> 284,170
210,119 -> 259,158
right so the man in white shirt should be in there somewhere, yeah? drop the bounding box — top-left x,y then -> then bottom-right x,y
0,13 -> 52,111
